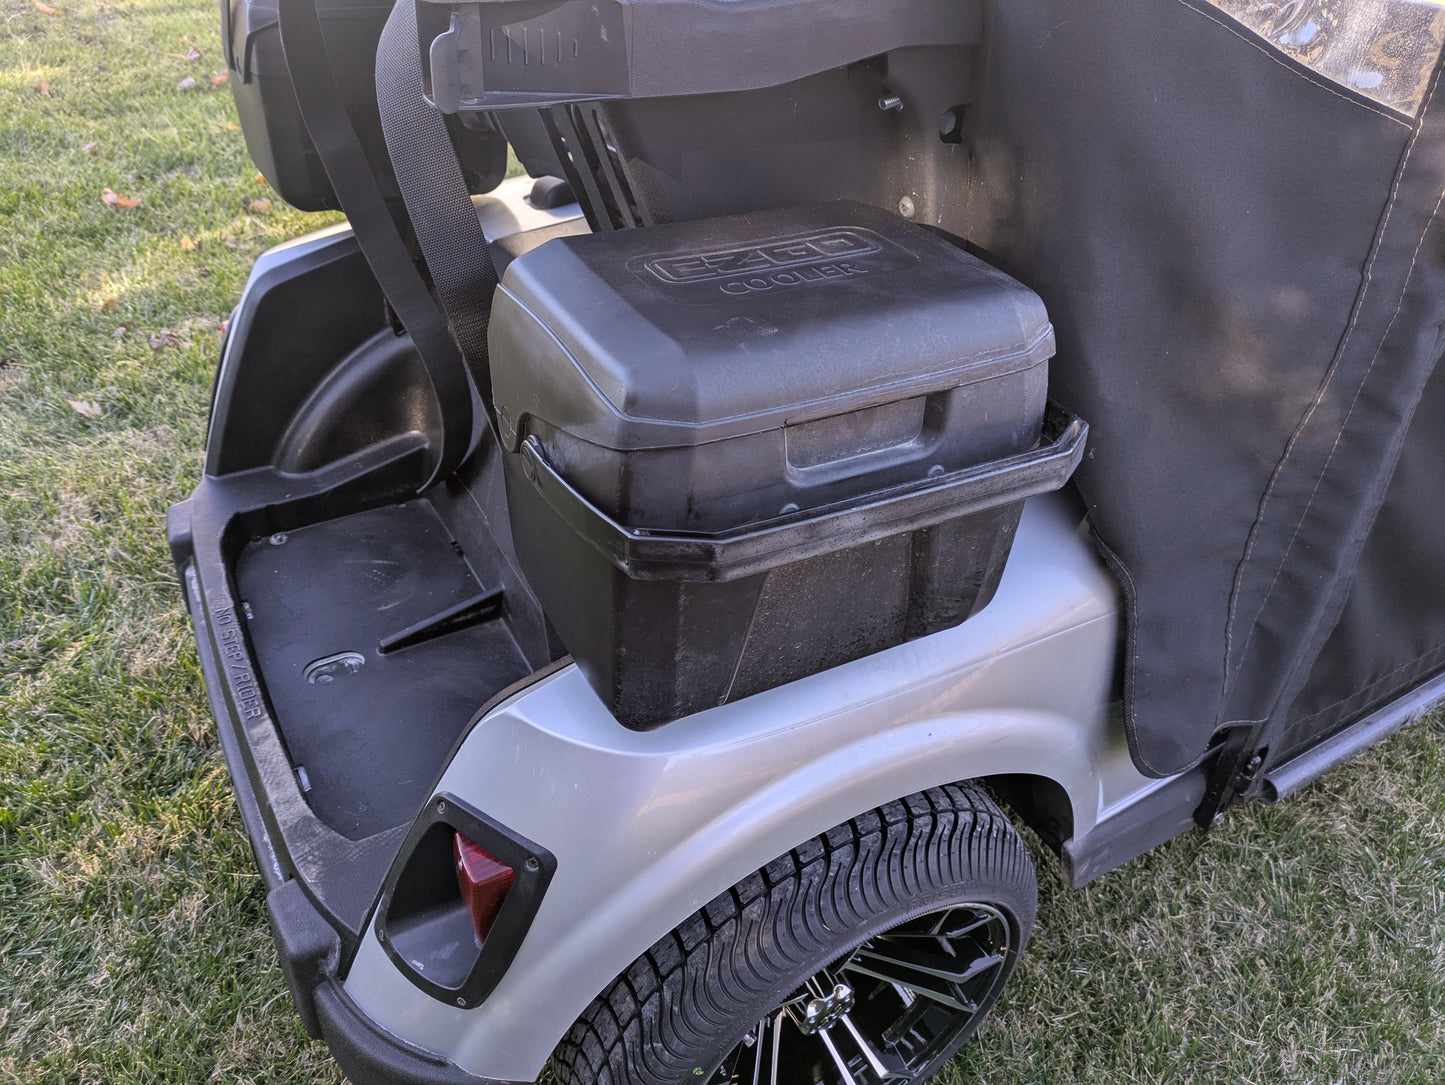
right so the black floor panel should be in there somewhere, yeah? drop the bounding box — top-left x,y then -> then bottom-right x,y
235,501 -> 530,840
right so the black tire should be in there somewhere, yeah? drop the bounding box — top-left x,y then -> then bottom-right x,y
553,782 -> 1037,1085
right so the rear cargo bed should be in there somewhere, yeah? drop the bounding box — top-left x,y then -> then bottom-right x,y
234,500 -> 532,840
167,433 -> 561,958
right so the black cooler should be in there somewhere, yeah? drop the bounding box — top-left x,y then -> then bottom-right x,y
490,202 -> 1085,728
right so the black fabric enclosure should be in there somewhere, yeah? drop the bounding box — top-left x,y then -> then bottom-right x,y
956,0 -> 1445,774
382,0 -> 1445,780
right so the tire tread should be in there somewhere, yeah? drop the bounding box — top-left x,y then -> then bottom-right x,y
553,782 -> 1035,1085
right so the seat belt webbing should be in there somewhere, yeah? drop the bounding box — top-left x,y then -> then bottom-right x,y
275,0 -> 483,489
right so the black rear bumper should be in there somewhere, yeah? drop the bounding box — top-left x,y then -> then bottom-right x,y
166,446 -> 426,955
268,879 -> 517,1085
167,449 -> 520,1085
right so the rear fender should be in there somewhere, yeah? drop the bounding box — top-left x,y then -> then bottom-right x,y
344,495 -> 1135,1081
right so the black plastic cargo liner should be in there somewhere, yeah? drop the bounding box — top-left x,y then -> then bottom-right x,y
233,499 -> 532,839
504,411 -> 1087,729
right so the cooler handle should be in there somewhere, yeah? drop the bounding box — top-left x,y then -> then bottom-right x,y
518,409 -> 1088,584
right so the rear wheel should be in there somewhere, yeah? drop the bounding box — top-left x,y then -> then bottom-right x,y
553,782 -> 1037,1085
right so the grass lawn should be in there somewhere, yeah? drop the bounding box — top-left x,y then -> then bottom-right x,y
1,1 -> 1442,1083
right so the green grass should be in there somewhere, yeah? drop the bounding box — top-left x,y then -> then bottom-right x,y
0,0 -> 344,1080
952,724 -> 1445,1085
0,1 -> 1442,1083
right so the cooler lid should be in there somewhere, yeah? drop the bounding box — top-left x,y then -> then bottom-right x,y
489,201 -> 1053,451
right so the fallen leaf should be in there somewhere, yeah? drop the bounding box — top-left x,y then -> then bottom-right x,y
176,76 -> 196,91
100,188 -> 141,207
253,172 -> 267,186
185,46 -> 200,61
148,330 -> 179,349
35,2 -> 59,14
211,71 -> 228,86
35,80 -> 50,97
220,318 -> 230,337
112,324 -> 127,337
68,399 -> 102,419
246,198 -> 273,214
81,141 -> 97,153
226,121 -> 240,131
99,296 -> 117,312
179,236 -> 197,251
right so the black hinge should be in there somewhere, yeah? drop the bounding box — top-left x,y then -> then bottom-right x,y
1193,727 -> 1267,829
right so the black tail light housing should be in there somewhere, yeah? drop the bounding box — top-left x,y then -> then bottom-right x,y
375,792 -> 555,1007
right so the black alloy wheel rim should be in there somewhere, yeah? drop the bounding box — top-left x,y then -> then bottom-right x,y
715,902 -> 1016,1085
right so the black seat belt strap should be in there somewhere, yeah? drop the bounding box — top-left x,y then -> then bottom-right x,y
276,0 -> 475,489
374,0 -> 499,407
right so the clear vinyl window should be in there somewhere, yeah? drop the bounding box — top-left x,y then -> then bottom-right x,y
1209,0 -> 1445,116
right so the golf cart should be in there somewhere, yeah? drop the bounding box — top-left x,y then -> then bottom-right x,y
168,0 -> 1445,1082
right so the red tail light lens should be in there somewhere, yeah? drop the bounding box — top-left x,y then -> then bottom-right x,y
454,832 -> 515,943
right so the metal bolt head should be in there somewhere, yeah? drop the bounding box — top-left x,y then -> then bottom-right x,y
268,532 -> 288,546
797,982 -> 854,1034
898,196 -> 916,218
878,94 -> 904,112
525,856 -> 540,872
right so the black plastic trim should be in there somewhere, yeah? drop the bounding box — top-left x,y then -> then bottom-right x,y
376,792 -> 557,1008
170,452 -> 569,1080
314,980 -> 525,1085
1263,668 -> 1445,802
206,228 -> 387,476
175,545 -> 290,896
265,876 -> 521,1085
519,410 -> 1088,583
418,0 -> 982,113
267,879 -> 340,1039
342,653 -> 575,972
1060,765 -> 1208,888
168,440 -> 433,952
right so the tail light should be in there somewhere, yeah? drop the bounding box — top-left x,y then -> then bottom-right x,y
378,793 -> 554,1008
454,832 -> 515,944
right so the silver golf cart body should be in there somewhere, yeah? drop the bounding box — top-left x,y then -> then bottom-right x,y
173,0 -> 1445,1081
